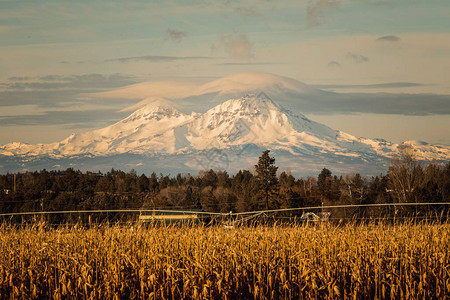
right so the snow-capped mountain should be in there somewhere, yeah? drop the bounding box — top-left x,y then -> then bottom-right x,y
0,99 -> 193,157
0,94 -> 391,157
1,72 -> 449,176
57,98 -> 194,155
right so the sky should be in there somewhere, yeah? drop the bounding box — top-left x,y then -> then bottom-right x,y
1,0 -> 450,145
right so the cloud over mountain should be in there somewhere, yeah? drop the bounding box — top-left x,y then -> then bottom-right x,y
105,55 -> 215,63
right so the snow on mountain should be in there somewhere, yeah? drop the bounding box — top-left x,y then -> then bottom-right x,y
186,94 -> 297,149
1,72 -> 449,176
399,141 -> 450,161
0,142 -> 51,157
0,99 -> 194,157
185,94 -> 349,156
1,93 -> 447,162
59,98 -> 195,155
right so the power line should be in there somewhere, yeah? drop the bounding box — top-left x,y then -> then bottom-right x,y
233,202 -> 450,216
0,202 -> 448,218
0,209 -> 223,218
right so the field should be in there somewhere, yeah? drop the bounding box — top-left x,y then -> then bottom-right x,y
0,221 -> 449,299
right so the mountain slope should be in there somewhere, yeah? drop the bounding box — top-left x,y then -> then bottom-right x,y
1,72 -> 449,176
0,99 -> 194,157
60,98 -> 195,155
1,94 -> 446,160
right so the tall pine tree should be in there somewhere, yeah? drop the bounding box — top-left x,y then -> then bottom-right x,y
255,150 -> 279,210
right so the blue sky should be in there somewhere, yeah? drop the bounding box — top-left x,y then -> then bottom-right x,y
1,0 -> 450,145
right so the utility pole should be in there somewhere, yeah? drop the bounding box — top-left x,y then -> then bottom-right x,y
321,196 -> 324,217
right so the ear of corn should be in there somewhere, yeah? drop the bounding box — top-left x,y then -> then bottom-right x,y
0,221 -> 448,299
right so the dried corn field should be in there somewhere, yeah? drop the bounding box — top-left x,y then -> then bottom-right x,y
0,222 -> 449,299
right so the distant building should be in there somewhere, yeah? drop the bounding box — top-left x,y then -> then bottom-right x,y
300,212 -> 330,223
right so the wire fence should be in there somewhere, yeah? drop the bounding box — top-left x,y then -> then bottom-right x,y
1,202 -> 449,226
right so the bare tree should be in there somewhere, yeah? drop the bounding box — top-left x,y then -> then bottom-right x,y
388,145 -> 424,203
341,173 -> 366,205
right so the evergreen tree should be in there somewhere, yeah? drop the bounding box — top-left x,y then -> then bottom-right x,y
317,168 -> 335,202
149,172 -> 158,193
254,150 -> 279,210
232,170 -> 254,212
137,174 -> 149,193
317,168 -> 332,195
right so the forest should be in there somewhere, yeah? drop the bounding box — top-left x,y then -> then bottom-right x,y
1,150 -> 449,221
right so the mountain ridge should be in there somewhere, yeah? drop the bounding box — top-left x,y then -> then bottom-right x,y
1,93 -> 448,160
1,72 -> 449,176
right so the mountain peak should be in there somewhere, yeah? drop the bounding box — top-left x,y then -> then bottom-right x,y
120,97 -> 183,112
185,93 -> 302,149
2,82 -> 450,175
205,93 -> 282,118
123,98 -> 184,122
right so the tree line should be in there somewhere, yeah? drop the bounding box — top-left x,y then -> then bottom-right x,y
0,149 -> 449,221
